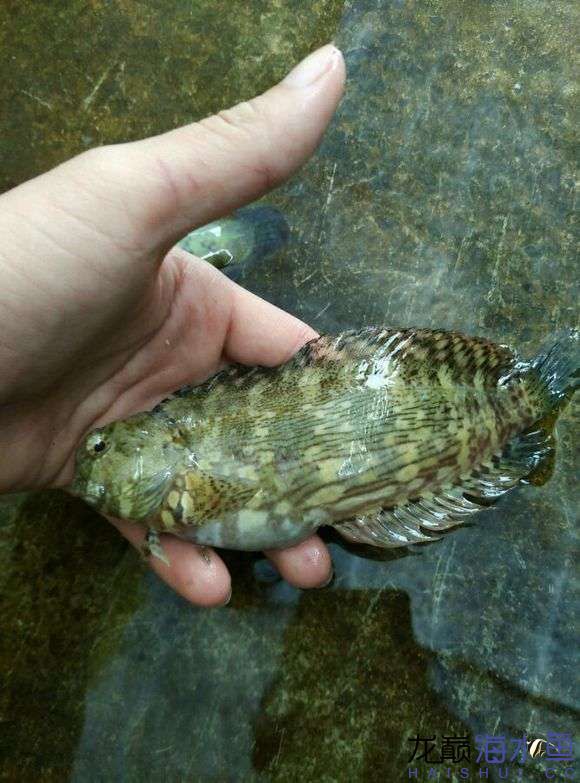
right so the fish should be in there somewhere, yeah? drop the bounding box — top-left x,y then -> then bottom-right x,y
70,327 -> 578,560
178,205 -> 289,279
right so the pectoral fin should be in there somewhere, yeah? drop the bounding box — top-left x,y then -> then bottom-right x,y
155,468 -> 258,532
141,528 -> 170,566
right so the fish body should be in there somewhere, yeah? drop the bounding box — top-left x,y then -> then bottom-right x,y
71,328 -> 578,552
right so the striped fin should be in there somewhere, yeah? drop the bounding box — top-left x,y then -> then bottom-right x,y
158,327 -> 518,408
153,468 -> 258,532
464,426 -> 555,498
530,328 -> 579,404
335,510 -> 439,547
289,328 -> 518,385
334,490 -> 482,548
334,425 -> 556,549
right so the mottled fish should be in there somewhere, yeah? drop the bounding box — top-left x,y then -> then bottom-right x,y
71,328 -> 578,559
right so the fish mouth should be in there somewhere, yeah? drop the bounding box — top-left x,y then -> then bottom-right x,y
68,471 -> 105,506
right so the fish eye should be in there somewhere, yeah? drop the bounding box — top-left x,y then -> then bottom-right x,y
86,433 -> 109,456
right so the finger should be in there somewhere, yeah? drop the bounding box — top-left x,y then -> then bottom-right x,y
111,518 -> 232,607
224,272 -> 319,366
137,43 -> 345,246
9,45 -> 344,260
265,534 -> 333,589
167,250 -> 318,367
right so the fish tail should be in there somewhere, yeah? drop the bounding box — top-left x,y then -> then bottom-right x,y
494,330 -> 579,488
526,328 -> 579,415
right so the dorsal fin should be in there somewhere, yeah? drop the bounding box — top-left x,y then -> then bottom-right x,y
158,328 -> 520,416
287,328 -> 519,391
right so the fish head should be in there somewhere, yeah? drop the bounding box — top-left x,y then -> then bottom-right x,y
70,414 -> 184,521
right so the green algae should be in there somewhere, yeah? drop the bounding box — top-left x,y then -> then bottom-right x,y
252,590 -> 483,782
0,0 -> 344,188
0,492 -> 142,781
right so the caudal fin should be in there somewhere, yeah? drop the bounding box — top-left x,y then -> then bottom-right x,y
502,329 -> 579,487
530,328 -> 579,409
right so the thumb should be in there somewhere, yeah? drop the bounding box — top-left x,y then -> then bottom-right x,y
8,44 -> 344,259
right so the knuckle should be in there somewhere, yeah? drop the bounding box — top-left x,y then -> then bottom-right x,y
69,144 -> 159,251
200,97 -> 270,150
196,100 -> 282,192
75,143 -> 119,171
248,157 -> 279,193
72,144 -> 140,192
218,97 -> 265,128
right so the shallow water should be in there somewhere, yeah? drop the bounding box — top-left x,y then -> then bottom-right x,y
0,1 -> 578,781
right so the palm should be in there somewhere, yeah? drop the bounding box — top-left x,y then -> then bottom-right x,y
3,239 -> 315,482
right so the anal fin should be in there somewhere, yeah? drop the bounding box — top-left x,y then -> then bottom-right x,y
334,490 -> 481,549
334,425 -> 557,550
335,508 -> 438,548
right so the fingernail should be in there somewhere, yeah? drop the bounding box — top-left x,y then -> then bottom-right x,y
317,569 -> 334,589
221,587 -> 232,606
283,44 -> 342,89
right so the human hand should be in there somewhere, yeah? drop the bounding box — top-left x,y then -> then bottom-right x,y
0,44 -> 345,605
